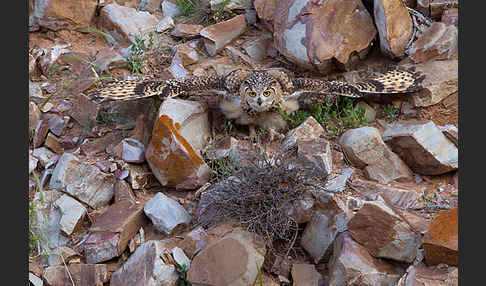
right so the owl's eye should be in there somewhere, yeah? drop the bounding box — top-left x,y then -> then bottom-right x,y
248,91 -> 257,97
263,90 -> 271,97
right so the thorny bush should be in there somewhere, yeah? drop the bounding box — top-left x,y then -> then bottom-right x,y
197,147 -> 318,254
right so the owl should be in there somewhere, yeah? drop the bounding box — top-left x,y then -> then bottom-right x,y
88,67 -> 424,140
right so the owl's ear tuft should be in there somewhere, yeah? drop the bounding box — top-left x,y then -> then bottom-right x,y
224,69 -> 253,93
263,68 -> 294,92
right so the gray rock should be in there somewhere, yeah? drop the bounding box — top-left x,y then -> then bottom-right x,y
31,190 -> 69,266
297,138 -> 333,178
323,168 -> 355,193
33,147 -> 58,168
171,247 -> 191,269
161,0 -> 182,17
29,102 -> 42,134
347,199 -> 422,263
122,138 -> 146,163
43,114 -> 65,137
54,194 -> 86,236
180,226 -> 208,259
210,0 -> 253,11
155,16 -> 174,32
301,193 -> 349,263
187,230 -> 266,286
339,126 -> 413,184
110,240 -> 179,286
49,153 -> 115,208
355,101 -> 376,122
143,193 -> 191,235
29,152 -> 38,174
29,82 -> 47,105
28,273 -> 43,286
243,34 -> 273,61
328,232 -> 404,286
383,120 -> 458,175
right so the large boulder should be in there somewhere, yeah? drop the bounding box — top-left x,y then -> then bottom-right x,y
32,0 -> 98,31
374,0 -> 413,58
273,0 -> 376,73
422,207 -> 458,266
145,99 -> 211,190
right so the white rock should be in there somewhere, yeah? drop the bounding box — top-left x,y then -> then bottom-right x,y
161,0 -> 182,17
54,194 -> 87,236
33,147 -> 57,168
143,193 -> 191,234
155,16 -> 175,32
29,273 -> 43,286
171,247 -> 191,269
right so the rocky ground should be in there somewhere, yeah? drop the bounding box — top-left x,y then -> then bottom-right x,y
29,0 -> 459,285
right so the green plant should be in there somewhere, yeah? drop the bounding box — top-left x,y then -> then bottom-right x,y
382,104 -> 399,122
95,109 -> 121,125
127,33 -> 154,75
223,118 -> 234,135
256,262 -> 263,286
174,0 -> 198,16
176,264 -> 191,286
213,0 -> 234,22
29,172 -> 50,258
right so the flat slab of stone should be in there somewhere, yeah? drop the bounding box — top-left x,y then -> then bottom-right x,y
49,153 -> 115,208
291,263 -> 322,286
422,207 -> 458,266
349,178 -> 420,209
187,230 -> 266,286
54,194 -> 86,236
200,14 -> 247,56
383,120 -> 458,175
347,199 -> 421,263
143,192 -> 191,235
85,200 -> 147,263
43,264 -> 108,286
328,232 -> 404,286
339,126 -> 413,184
408,22 -> 457,63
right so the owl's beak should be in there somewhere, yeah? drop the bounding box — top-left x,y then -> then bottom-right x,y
257,97 -> 262,105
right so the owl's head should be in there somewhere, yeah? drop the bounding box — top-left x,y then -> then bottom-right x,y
239,72 -> 282,112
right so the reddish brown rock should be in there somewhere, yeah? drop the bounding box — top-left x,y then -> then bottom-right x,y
328,232 -> 404,286
350,178 -> 420,209
172,23 -> 204,38
263,252 -> 292,280
397,263 -> 458,286
32,0 -> 98,31
403,59 -> 458,107
347,199 -> 421,263
146,99 -> 211,190
44,133 -> 64,153
200,15 -> 247,56
273,0 -> 376,72
282,116 -> 326,150
291,263 -> 322,286
430,0 -> 458,19
33,120 -> 49,148
422,207 -> 458,266
287,193 -> 315,224
43,264 -> 108,286
179,226 -> 208,258
441,8 -> 458,26
439,124 -> 458,147
374,0 -> 413,58
114,179 -> 137,203
254,0 -> 278,29
187,230 -> 266,286
84,200 -> 148,263
339,127 -> 413,184
408,22 -> 458,63
383,120 -> 458,175
29,102 -> 42,134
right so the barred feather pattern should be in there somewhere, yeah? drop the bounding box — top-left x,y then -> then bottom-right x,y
293,67 -> 425,98
87,75 -> 225,103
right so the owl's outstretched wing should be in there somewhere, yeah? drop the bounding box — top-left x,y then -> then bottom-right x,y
292,66 -> 425,98
87,76 -> 226,103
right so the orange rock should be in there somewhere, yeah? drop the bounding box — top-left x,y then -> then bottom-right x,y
422,207 -> 458,266
146,114 -> 210,190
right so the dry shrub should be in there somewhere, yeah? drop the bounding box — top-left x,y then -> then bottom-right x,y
198,147 -> 317,252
